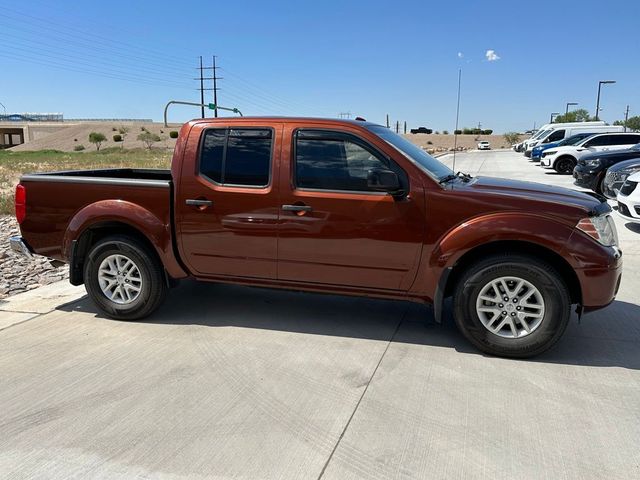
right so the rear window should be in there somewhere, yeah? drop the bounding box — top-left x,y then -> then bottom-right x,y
199,128 -> 272,187
610,134 -> 640,146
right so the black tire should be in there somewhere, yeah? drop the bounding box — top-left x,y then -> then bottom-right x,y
84,235 -> 167,320
452,254 -> 571,358
554,156 -> 576,174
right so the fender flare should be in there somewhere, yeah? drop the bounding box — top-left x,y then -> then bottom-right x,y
429,212 -> 577,322
63,200 -> 187,283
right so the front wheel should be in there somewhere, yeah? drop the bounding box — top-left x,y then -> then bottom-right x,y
84,235 -> 168,320
453,254 -> 571,358
554,156 -> 576,174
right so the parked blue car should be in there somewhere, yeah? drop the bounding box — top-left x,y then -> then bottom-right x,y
530,133 -> 595,161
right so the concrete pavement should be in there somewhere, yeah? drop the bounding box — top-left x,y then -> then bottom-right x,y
1,150 -> 639,479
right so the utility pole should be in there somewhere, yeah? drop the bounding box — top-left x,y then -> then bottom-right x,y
195,56 -> 221,118
403,121 -> 407,134
207,56 -> 220,118
338,112 -> 352,119
386,114 -> 390,128
395,121 -> 399,133
624,105 -> 630,132
198,56 -> 205,118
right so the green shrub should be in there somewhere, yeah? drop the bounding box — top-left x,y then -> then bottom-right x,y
427,141 -> 433,145
73,144 -> 85,151
443,130 -> 449,135
137,131 -> 161,149
472,128 -> 482,135
482,129 -> 493,135
462,128 -> 473,135
113,134 -> 122,142
169,131 -> 179,139
454,129 -> 462,135
88,132 -> 107,151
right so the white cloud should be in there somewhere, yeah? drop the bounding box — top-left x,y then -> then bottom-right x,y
485,49 -> 500,61
457,52 -> 464,58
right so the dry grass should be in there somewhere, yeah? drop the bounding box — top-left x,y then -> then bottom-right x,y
0,148 -> 172,214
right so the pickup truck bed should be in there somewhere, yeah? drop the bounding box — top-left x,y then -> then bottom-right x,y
18,168 -> 181,279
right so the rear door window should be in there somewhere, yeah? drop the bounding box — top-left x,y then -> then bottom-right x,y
200,128 -> 272,187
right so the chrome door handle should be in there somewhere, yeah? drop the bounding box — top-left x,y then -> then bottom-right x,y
186,199 -> 213,207
282,204 -> 312,212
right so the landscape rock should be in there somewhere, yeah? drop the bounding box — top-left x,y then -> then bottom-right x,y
0,215 -> 69,299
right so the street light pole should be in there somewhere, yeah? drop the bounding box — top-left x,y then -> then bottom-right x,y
595,80 -> 616,121
0,102 -> 6,117
565,102 -> 578,114
550,112 -> 560,123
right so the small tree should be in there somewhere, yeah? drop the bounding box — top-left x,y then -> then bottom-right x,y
616,116 -> 640,132
454,129 -> 462,135
113,134 -> 122,142
482,129 -> 493,135
442,130 -> 449,135
137,131 -> 161,150
88,132 -> 106,151
169,130 -> 179,139
553,109 -> 594,123
503,132 -> 521,146
118,126 -> 130,148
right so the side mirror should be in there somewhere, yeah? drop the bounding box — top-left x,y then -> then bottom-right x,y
367,168 -> 404,196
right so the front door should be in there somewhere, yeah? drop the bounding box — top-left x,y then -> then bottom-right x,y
277,127 -> 425,291
177,124 -> 281,279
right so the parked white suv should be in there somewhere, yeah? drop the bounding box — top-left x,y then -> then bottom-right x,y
539,133 -> 640,174
477,141 -> 490,150
617,172 -> 640,224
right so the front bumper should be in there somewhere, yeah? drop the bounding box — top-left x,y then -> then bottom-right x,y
9,236 -> 33,259
540,157 -> 554,168
617,193 -> 640,223
572,167 -> 600,190
576,245 -> 623,312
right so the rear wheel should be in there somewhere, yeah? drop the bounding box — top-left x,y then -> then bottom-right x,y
84,235 -> 167,320
453,254 -> 571,358
555,156 -> 576,174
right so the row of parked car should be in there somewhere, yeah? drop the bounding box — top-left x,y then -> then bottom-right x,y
514,122 -> 640,225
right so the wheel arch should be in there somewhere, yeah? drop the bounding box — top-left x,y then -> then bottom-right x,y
69,221 -> 166,286
554,154 -> 577,172
443,240 -> 581,306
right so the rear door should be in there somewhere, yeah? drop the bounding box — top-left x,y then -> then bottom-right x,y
276,125 -> 426,291
176,123 -> 281,279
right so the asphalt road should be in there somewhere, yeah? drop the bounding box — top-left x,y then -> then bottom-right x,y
1,150 -> 639,479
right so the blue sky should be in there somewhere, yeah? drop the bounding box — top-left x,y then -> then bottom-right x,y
1,0 -> 639,132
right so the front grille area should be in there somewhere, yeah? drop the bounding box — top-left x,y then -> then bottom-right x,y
618,202 -> 631,216
620,181 -> 638,196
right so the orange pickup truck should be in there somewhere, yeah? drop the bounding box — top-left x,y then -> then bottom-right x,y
10,117 -> 622,357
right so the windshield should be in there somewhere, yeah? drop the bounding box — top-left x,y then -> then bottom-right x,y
366,125 -> 453,181
559,134 -> 591,146
531,129 -> 550,140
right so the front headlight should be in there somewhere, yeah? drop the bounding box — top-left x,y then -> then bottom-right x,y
583,158 -> 601,168
577,214 -> 618,246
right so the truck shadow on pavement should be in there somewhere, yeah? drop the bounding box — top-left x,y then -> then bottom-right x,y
59,280 -> 640,370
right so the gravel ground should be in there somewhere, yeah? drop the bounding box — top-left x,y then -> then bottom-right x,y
0,215 -> 68,299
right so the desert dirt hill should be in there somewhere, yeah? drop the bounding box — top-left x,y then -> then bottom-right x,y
10,122 -> 182,152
